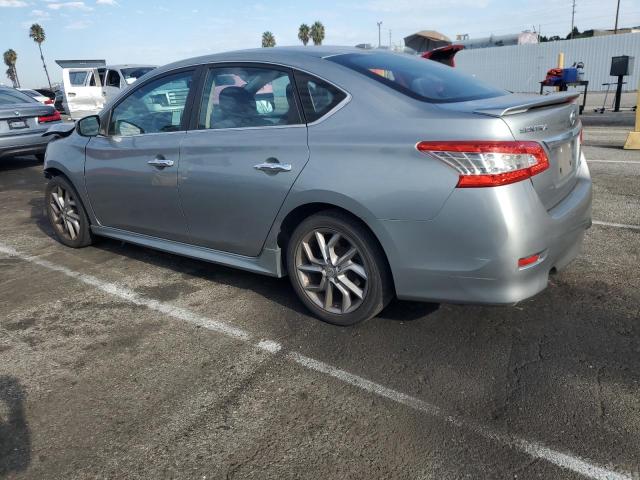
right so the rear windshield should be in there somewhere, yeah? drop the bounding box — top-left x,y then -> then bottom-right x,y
0,90 -> 33,105
121,67 -> 155,83
328,52 -> 507,103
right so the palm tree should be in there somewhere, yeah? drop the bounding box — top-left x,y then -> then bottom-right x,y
29,23 -> 52,89
298,24 -> 310,46
261,31 -> 276,48
6,68 -> 18,87
310,21 -> 325,46
3,49 -> 20,88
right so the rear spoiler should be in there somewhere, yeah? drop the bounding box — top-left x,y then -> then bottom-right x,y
474,92 -> 580,117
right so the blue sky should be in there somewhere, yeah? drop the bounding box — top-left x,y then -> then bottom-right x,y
1,0 -> 639,88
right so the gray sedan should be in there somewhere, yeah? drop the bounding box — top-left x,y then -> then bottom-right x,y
0,86 -> 62,161
42,47 -> 592,325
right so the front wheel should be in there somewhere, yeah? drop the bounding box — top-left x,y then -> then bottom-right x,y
286,210 -> 393,326
45,175 -> 94,248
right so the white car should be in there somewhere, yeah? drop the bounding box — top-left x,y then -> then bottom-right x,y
18,88 -> 54,105
55,60 -> 156,119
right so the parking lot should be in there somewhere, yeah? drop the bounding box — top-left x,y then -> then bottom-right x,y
1,119 -> 639,479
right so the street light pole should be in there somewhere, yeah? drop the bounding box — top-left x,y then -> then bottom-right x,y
377,21 -> 383,47
570,0 -> 576,39
614,0 -> 621,33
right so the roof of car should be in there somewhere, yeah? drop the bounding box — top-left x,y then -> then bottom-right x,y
107,64 -> 157,70
154,46 -> 383,74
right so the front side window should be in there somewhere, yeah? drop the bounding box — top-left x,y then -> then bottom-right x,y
109,70 -> 193,136
197,66 -> 301,130
328,52 -> 507,103
294,72 -> 347,123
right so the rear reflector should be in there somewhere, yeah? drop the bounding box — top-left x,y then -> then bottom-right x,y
38,110 -> 61,123
44,99 -> 54,105
416,141 -> 549,188
518,254 -> 541,268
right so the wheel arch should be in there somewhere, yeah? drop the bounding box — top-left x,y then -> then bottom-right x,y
274,199 -> 397,294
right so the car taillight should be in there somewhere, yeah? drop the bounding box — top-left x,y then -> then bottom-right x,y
416,141 -> 549,188
44,99 -> 54,105
38,110 -> 61,123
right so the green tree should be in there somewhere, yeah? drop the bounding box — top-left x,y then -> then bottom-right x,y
29,23 -> 52,89
298,23 -> 310,46
261,31 -> 276,48
310,21 -> 325,46
3,49 -> 20,88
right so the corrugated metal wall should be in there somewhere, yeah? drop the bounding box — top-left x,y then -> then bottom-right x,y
455,32 -> 640,93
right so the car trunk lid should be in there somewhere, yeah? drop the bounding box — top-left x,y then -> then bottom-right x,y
0,103 -> 56,137
437,92 -> 582,210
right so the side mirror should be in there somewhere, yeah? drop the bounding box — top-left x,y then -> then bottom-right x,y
77,115 -> 100,137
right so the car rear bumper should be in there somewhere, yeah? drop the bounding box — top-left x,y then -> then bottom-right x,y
0,128 -> 55,159
379,154 -> 592,304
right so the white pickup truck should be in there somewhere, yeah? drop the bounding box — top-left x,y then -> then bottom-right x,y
55,60 -> 155,119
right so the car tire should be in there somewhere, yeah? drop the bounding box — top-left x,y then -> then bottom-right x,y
45,175 -> 94,248
286,210 -> 393,326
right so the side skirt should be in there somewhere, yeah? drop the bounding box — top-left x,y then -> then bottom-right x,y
91,226 -> 285,278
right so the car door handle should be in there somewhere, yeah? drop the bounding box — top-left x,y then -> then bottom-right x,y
254,162 -> 291,173
148,158 -> 174,168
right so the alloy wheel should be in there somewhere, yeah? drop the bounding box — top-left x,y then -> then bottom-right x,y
294,229 -> 369,314
49,185 -> 81,241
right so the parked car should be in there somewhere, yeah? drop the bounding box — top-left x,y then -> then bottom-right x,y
35,88 -> 56,101
18,88 -> 54,105
42,47 -> 592,325
0,86 -> 62,161
55,60 -> 156,118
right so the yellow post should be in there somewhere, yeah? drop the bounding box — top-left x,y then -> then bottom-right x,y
623,82 -> 640,149
557,52 -> 565,68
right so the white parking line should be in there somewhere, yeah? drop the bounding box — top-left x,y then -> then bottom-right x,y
593,220 -> 640,231
0,242 -> 633,480
588,160 -> 640,164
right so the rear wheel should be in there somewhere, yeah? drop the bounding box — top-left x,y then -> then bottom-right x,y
45,175 -> 94,248
287,210 -> 392,325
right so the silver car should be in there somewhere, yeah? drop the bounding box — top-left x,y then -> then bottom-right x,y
43,47 -> 592,325
0,86 -> 62,161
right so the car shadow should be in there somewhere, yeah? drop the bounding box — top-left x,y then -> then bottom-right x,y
0,156 -> 41,173
0,376 -> 31,476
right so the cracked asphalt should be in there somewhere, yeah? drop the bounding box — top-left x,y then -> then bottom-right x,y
1,121 -> 639,479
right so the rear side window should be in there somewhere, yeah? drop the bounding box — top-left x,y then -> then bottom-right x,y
294,72 -> 347,123
328,52 -> 506,103
68,71 -> 88,86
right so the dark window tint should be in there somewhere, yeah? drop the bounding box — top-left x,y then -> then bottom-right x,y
294,72 -> 347,123
109,71 -> 193,136
198,66 -> 301,130
0,90 -> 33,105
328,52 -> 507,103
106,70 -> 121,88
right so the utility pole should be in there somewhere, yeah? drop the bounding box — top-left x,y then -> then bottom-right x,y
614,0 -> 621,33
570,0 -> 576,39
389,29 -> 392,48
377,21 -> 383,47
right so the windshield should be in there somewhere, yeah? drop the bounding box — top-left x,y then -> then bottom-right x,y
328,52 -> 507,103
121,67 -> 155,84
0,89 -> 34,105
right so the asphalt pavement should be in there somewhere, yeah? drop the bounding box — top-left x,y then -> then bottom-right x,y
0,124 -> 639,480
